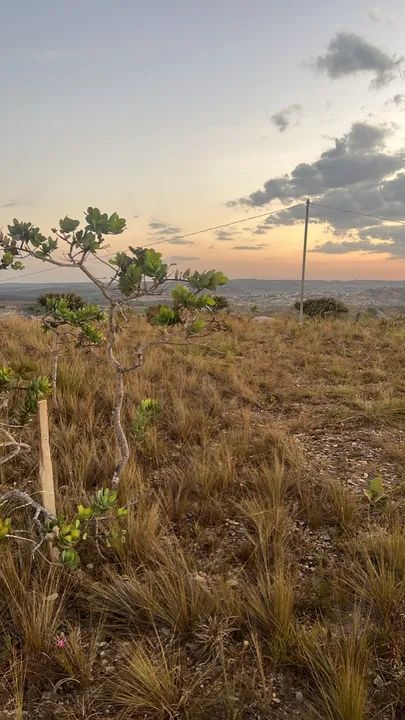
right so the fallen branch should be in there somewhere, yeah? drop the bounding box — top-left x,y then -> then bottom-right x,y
0,427 -> 30,465
0,488 -> 56,523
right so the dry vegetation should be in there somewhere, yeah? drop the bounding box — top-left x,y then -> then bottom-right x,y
0,313 -> 404,719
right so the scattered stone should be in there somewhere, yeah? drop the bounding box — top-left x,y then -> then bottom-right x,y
373,674 -> 384,688
252,316 -> 276,323
295,691 -> 304,703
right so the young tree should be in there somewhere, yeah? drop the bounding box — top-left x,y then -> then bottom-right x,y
0,208 -> 228,556
37,293 -> 106,405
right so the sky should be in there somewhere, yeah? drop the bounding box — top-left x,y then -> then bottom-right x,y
1,0 -> 405,282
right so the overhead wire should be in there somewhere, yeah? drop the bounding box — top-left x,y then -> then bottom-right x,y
143,203 -> 305,247
1,199 -> 404,286
0,202 -> 305,283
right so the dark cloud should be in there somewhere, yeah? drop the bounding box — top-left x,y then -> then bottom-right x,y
233,244 -> 267,250
310,239 -> 393,254
0,198 -> 30,208
229,121 -> 405,258
312,32 -> 402,88
230,122 -> 400,209
271,104 -> 302,133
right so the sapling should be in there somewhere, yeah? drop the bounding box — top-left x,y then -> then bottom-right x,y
0,207 -> 228,564
37,293 -> 106,404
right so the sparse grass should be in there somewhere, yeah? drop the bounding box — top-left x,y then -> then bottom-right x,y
300,616 -> 370,720
347,529 -> 405,632
114,641 -> 181,718
1,313 -> 405,717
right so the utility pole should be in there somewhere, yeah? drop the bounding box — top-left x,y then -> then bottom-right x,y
299,198 -> 310,324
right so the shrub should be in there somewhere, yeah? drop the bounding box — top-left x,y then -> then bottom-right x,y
37,292 -> 87,310
212,295 -> 230,312
294,297 -> 349,318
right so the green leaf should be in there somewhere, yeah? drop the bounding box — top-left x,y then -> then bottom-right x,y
1,251 -> 14,268
85,208 -> 125,235
59,216 -> 80,234
92,488 -> 118,513
152,305 -> 177,326
24,376 -> 52,414
110,251 -> 130,270
60,548 -> 80,569
0,367 -> 15,388
76,505 -> 94,522
0,517 -> 11,541
364,475 -> 387,503
118,264 -> 143,296
108,212 -> 126,234
188,270 -> 229,291
188,318 -> 206,334
128,247 -> 168,281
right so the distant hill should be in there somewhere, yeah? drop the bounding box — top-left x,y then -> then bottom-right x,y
1,279 -> 405,310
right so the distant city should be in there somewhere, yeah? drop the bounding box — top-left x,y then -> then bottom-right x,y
1,279 -> 405,316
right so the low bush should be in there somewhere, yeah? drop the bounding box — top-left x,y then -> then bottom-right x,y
294,296 -> 349,318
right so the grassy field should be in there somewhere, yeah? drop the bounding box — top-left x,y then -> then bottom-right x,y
0,313 -> 404,719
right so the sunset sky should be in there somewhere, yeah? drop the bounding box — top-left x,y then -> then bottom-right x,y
1,0 -> 405,281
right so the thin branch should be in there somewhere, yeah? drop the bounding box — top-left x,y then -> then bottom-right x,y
0,427 -> 30,465
0,489 -> 56,522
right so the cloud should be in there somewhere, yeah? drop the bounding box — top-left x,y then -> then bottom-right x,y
230,122 -> 402,208
167,255 -> 201,262
311,239 -> 393,254
229,121 -> 405,258
147,219 -> 193,245
164,238 -> 194,246
368,7 -> 394,23
0,198 -> 30,208
385,93 -> 404,106
215,229 -> 239,241
233,244 -> 267,250
251,225 -> 269,235
312,32 -> 402,88
271,104 -> 302,133
148,221 -> 182,235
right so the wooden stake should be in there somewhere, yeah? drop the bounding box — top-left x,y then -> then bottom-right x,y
38,399 -> 56,516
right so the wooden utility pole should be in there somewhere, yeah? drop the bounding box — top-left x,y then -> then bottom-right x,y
38,399 -> 56,516
299,199 -> 311,324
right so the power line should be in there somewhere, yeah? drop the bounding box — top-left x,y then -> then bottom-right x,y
1,199 -> 403,287
0,267 -> 61,284
311,201 -> 405,227
143,203 -> 305,247
0,203 -> 306,284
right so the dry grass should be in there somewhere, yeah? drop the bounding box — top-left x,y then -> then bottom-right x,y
0,313 -> 404,718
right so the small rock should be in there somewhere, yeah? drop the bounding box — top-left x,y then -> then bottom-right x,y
373,674 -> 384,688
295,691 -> 304,703
105,665 -> 115,674
252,316 -> 276,323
